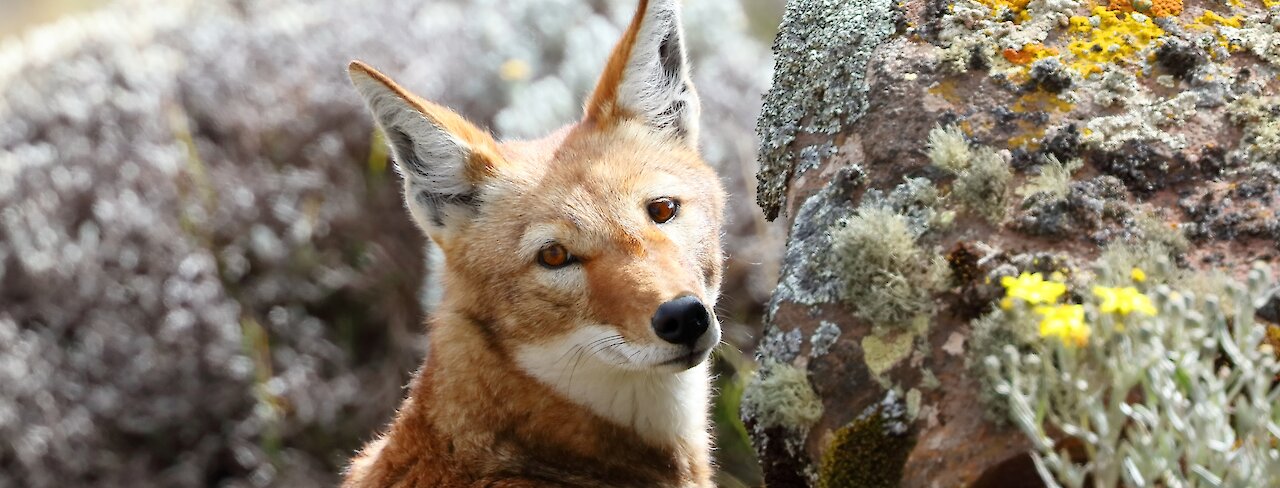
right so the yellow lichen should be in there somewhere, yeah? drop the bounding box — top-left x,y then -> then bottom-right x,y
1188,11 -> 1246,55
1012,91 -> 1075,114
862,331 -> 915,378
1067,7 -> 1166,76
976,0 -> 1031,14
1195,10 -> 1243,28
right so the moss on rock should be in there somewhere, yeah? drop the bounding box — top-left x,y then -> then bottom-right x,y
818,392 -> 914,488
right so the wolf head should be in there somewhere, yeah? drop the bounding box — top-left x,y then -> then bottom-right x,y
349,0 -> 724,391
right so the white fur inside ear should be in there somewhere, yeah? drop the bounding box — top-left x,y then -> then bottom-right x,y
617,0 -> 701,143
515,326 -> 711,449
350,73 -> 476,229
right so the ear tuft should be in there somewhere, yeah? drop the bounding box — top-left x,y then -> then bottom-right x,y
348,61 -> 500,234
585,0 -> 701,146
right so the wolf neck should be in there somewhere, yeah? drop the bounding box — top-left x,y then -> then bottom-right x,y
514,343 -> 712,449
422,311 -> 711,466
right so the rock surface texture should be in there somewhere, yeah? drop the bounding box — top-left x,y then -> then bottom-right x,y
745,0 -> 1280,486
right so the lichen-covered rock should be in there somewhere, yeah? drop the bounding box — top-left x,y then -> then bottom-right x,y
0,1 -> 776,486
746,0 -> 1280,485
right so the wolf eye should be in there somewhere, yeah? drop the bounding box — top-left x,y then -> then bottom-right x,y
647,198 -> 678,224
537,243 -> 576,269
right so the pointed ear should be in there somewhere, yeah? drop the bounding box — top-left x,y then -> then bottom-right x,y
584,0 -> 701,146
348,61 -> 501,239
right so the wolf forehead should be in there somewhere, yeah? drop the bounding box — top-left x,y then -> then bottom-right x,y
471,126 -> 722,212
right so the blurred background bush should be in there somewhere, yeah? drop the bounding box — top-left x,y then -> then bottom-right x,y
0,0 -> 783,486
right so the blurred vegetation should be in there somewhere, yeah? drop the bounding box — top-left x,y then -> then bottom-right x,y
0,0 -> 785,486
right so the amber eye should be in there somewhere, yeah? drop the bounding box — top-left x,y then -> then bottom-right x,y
537,243 -> 575,269
646,198 -> 678,224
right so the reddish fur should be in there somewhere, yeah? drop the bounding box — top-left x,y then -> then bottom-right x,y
348,60 -> 504,183
342,1 -> 724,487
584,0 -> 650,127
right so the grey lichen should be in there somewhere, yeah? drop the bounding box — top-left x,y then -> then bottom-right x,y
1081,91 -> 1200,151
810,321 -> 842,358
796,141 -> 839,177
1227,94 -> 1280,165
861,177 -> 954,236
1220,13 -> 1280,69
768,167 -> 864,324
741,360 -> 825,452
1013,175 -> 1129,239
755,0 -> 898,220
758,326 -> 805,365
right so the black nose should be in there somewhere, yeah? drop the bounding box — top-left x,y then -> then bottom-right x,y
651,296 -> 710,347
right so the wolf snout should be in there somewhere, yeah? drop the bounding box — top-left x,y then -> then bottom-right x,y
650,295 -> 710,347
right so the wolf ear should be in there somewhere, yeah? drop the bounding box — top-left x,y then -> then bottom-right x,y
348,61 -> 501,238
585,0 -> 701,146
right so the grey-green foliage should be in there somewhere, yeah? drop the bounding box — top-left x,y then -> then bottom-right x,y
861,177 -> 953,236
927,124 -> 971,173
1094,213 -> 1190,287
953,147 -> 1013,223
1018,156 -> 1082,200
0,1 -> 770,486
832,206 -> 945,328
985,265 -> 1280,487
926,125 -> 1012,223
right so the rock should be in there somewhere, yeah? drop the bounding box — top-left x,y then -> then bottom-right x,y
744,0 -> 1280,485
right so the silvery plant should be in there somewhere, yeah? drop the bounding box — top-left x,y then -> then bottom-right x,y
0,0 -> 774,486
986,264 -> 1280,487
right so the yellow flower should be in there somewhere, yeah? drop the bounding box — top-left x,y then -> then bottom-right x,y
1000,272 -> 1067,309
1093,286 -> 1157,316
1035,304 -> 1089,347
1131,267 -> 1147,282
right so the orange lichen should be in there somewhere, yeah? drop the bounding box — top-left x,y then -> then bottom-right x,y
1067,7 -> 1166,76
1003,44 -> 1059,65
1108,0 -> 1183,17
